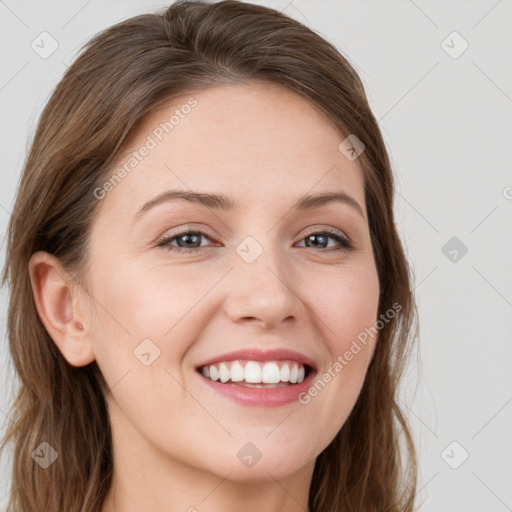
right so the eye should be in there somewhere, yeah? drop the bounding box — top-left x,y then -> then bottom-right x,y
156,230 -> 215,253
296,229 -> 353,252
156,228 -> 353,253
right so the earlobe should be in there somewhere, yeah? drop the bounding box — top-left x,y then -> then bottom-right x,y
28,251 -> 95,367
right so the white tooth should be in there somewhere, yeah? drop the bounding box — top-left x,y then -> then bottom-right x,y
297,365 -> 305,383
280,363 -> 290,382
202,366 -> 210,378
209,365 -> 220,381
261,362 -> 281,384
244,361 -> 262,383
219,362 -> 230,383
289,363 -> 298,384
230,361 -> 245,382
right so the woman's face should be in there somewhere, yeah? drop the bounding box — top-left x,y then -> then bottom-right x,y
82,82 -> 380,482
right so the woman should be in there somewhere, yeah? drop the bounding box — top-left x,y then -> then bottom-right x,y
1,1 -> 418,511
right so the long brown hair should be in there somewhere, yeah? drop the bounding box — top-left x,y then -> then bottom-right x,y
1,1 -> 418,510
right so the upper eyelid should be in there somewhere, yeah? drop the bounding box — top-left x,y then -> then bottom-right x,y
160,225 -> 348,237
158,226 -> 351,246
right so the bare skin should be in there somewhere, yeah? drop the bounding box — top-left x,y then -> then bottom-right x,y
29,81 -> 380,512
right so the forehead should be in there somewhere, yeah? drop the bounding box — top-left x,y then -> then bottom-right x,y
99,81 -> 366,219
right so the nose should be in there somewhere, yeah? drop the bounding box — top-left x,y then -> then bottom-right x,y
222,246 -> 305,329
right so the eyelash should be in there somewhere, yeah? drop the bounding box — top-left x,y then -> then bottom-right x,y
156,229 -> 354,254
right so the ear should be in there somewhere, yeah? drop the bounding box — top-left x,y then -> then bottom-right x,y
28,251 -> 95,367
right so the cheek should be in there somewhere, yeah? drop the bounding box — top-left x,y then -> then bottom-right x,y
86,258 -> 220,375
85,260 -> 214,434
299,262 -> 379,434
317,262 -> 380,358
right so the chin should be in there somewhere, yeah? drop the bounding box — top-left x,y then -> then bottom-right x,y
198,447 -> 315,483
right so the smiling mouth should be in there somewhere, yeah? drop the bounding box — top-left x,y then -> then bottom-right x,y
197,359 -> 312,387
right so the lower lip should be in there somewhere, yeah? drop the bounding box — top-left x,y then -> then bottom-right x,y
197,370 -> 316,408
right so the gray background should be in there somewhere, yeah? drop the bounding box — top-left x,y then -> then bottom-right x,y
1,0 -> 511,510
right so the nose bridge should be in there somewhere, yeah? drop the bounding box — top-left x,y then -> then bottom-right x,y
223,233 -> 303,326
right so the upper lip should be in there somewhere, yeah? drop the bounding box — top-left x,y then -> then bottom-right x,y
196,348 -> 317,370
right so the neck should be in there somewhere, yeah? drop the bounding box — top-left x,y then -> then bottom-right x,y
100,407 -> 314,512
101,459 -> 314,512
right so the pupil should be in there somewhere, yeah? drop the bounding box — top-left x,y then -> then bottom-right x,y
308,234 -> 326,248
180,234 -> 199,247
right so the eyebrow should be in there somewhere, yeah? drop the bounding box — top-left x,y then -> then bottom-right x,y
134,188 -> 365,222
